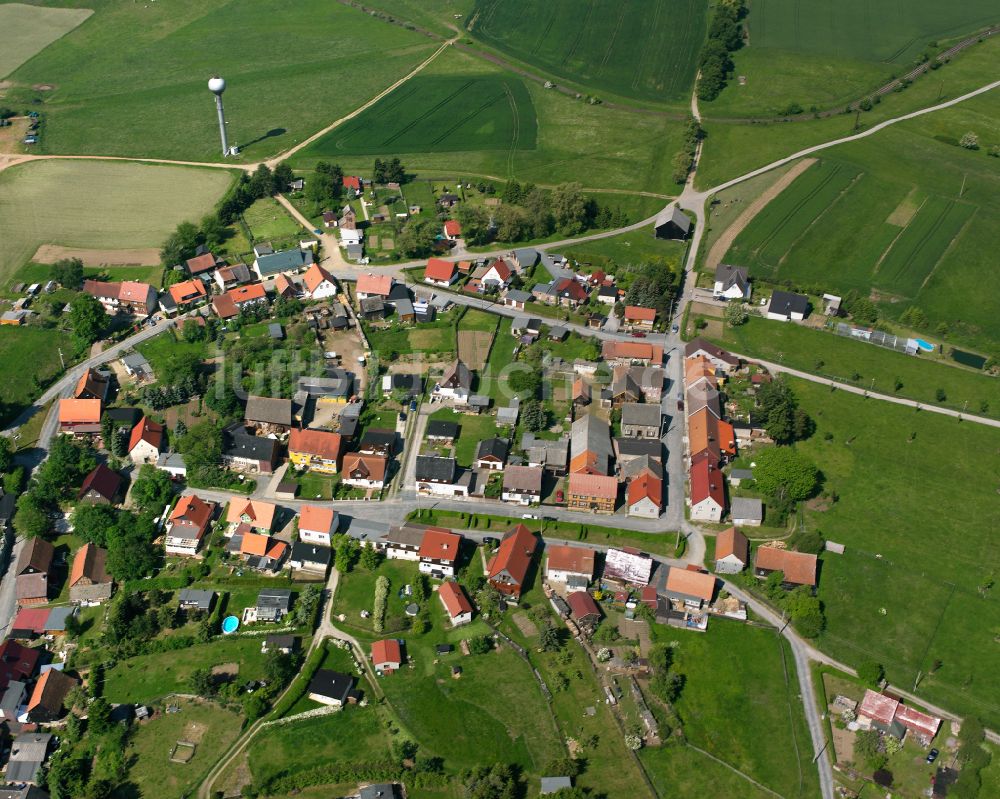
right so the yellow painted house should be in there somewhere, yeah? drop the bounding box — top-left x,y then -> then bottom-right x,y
288,428 -> 342,475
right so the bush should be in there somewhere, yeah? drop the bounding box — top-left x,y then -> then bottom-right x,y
373,576 -> 390,633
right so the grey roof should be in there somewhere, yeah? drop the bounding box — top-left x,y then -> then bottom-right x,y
359,783 -> 401,799
121,352 -> 150,372
768,290 -> 809,317
44,606 -> 74,632
256,248 -> 312,276
267,322 -> 284,339
6,733 -> 52,783
730,468 -> 754,480
298,371 -> 355,398
715,263 -> 749,293
257,588 -> 292,610
622,455 -> 663,481
426,420 -> 459,439
387,282 -> 411,303
513,248 -> 539,266
245,395 -> 293,426
0,681 -> 26,712
497,405 -> 519,425
653,204 -> 691,233
394,298 -> 414,317
222,424 -> 279,462
686,383 -> 722,418
475,438 -> 509,463
346,517 -> 391,542
291,541 -> 332,567
415,455 -> 456,482
345,243 -> 364,260
469,394 -> 490,408
158,452 -> 187,471
540,776 -> 573,794
360,296 -> 385,314
570,413 -> 613,473
621,402 -> 663,428
511,314 -> 541,333
505,289 -> 532,303
615,437 -> 662,460
502,464 -> 542,492
539,254 -> 574,282
532,280 -> 559,298
731,497 -> 764,521
382,525 -> 425,549
178,588 -> 215,610
439,359 -> 472,390
548,325 -> 568,339
521,433 -> 569,467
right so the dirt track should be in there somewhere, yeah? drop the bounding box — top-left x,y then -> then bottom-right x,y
32,243 -> 161,266
704,158 -> 817,273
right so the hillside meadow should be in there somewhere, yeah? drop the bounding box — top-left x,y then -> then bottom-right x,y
792,379 -> 1000,727
0,2 -> 92,78
707,0 -> 1000,117
7,0 -> 436,161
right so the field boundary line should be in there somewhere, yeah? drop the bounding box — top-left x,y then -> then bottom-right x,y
705,158 -> 816,273
919,206 -> 976,291
775,169 -> 863,268
872,196 -> 927,275
683,741 -> 787,799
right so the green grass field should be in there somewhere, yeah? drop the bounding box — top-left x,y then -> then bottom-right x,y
711,317 -> 999,417
707,0 -> 1000,116
642,623 -> 819,798
302,75 -> 536,156
0,160 -> 231,284
697,34 -> 1000,187
241,197 -> 304,242
8,0 -> 436,161
789,379 -> 1000,727
365,318 -> 457,357
469,0 -> 707,105
296,47 -> 686,192
123,698 -> 242,798
0,326 -> 67,420
429,407 -> 502,466
718,87 -> 1000,351
0,2 -> 93,78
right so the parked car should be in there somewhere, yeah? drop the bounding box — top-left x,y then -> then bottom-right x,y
926,749 -> 939,764
671,324 -> 679,333
409,399 -> 418,412
630,331 -> 646,338
555,489 -> 564,503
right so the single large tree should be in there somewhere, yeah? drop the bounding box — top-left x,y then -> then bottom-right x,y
752,446 -> 819,501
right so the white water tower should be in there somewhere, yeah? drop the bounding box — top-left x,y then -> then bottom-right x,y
208,76 -> 232,157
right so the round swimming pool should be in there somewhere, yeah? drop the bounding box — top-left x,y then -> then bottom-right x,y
914,339 -> 934,352
221,615 -> 239,634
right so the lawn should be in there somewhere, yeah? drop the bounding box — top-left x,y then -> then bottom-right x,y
710,316 -> 999,418
479,317 -> 517,401
7,0 -> 436,162
241,197 -> 304,243
0,326 -> 66,423
719,93 -> 1000,353
366,319 -> 457,358
136,328 -> 210,383
428,407 -> 502,467
458,307 -> 498,332
642,744 -> 777,799
0,3 -> 93,78
0,159 -> 232,285
296,46 -> 688,192
331,558 -> 422,636
641,623 -> 819,798
704,0 -> 1000,117
103,637 -> 270,703
562,227 -> 687,273
120,698 -> 243,799
786,378 -> 1000,727
246,704 -> 393,788
468,0 -> 707,106
301,74 -> 536,156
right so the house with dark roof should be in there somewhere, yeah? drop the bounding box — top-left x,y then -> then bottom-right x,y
73,368 -> 110,402
423,420 -> 457,443
501,465 -> 543,506
766,290 -> 809,321
521,433 -> 569,475
308,669 -> 355,706
5,732 -> 52,784
684,338 -> 740,371
432,359 -> 472,406
222,424 -> 280,474
620,403 -> 662,439
15,538 -> 53,607
68,542 -> 112,603
653,205 -> 691,240
253,247 -> 313,280
27,669 -> 77,723
487,524 -> 538,601
289,541 -> 332,574
566,591 -> 602,629
415,456 -> 467,497
474,438 -> 509,470
244,395 -> 293,433
569,412 -> 613,475
77,464 -> 122,505
0,641 -> 40,691
713,264 -> 751,300
178,588 -> 215,613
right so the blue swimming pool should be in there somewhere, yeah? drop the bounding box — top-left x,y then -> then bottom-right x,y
914,339 -> 934,352
221,615 -> 239,634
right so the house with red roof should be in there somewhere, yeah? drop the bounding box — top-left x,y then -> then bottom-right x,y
128,417 -> 164,465
341,452 -> 388,490
627,470 -> 662,519
624,305 -> 656,330
442,219 -> 462,241
226,499 -> 277,532
714,527 -> 749,574
567,473 -> 618,514
553,277 -> 588,308
689,459 -> 725,522
480,258 -> 512,290
486,524 -> 538,602
0,640 -> 41,690
355,273 -> 393,300
185,252 -> 218,276
424,258 -> 458,287
212,283 -> 267,319
418,528 -> 461,578
73,368 -> 110,402
58,398 -> 103,435
77,464 -> 122,505
545,545 -> 595,589
438,581 -> 473,627
166,494 -> 217,557
753,547 -> 817,589
298,505 -> 339,546
83,279 -> 157,316
566,591 -> 602,629
342,175 -> 362,195
289,428 -> 343,474
302,263 -> 338,300
372,639 -> 403,672
238,532 -> 288,572
601,340 -> 664,367
168,279 -> 208,310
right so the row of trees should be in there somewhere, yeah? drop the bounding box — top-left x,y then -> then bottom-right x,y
161,161 -> 295,266
457,181 -> 627,246
697,0 -> 746,101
